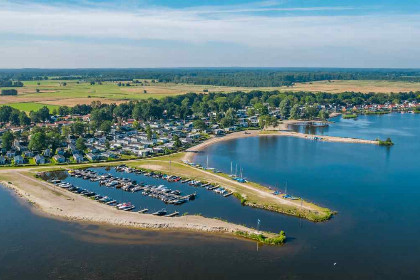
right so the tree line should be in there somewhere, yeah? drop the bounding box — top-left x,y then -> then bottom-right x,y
2,68 -> 420,87
0,79 -> 23,87
0,90 -> 418,129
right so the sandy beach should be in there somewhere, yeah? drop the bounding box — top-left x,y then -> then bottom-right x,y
184,125 -> 378,162
0,170 -> 261,237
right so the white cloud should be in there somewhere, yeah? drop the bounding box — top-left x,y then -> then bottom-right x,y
0,1 -> 418,67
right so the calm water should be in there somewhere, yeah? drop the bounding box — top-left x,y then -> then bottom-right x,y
1,113 -> 420,279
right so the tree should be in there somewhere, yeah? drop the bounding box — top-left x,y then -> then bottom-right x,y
105,139 -> 110,150
173,135 -> 182,148
76,137 -> 86,151
279,99 -> 291,119
1,89 -> 17,96
71,121 -> 85,136
289,104 -> 300,120
46,130 -> 62,152
29,131 -> 47,151
99,120 -> 112,133
254,103 -> 269,115
258,115 -> 278,129
58,106 -> 70,116
146,125 -> 152,140
37,106 -> 50,122
193,119 -> 207,131
1,131 -> 14,150
318,109 -> 329,120
19,111 -> 31,126
61,125 -> 71,138
10,111 -> 20,126
132,120 -> 140,130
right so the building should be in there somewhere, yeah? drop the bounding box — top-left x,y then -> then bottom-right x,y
14,155 -> 24,165
53,154 -> 66,163
73,154 -> 84,163
34,154 -> 46,165
86,153 -> 99,161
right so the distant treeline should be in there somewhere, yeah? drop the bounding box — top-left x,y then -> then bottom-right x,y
1,68 -> 420,87
0,79 -> 23,87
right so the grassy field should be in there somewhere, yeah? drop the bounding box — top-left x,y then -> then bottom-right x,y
288,80 -> 420,93
3,102 -> 60,112
1,79 -> 419,109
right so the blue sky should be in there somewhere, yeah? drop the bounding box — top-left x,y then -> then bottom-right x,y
0,0 -> 419,68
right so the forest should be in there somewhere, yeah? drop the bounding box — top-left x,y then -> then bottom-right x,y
1,68 -> 420,87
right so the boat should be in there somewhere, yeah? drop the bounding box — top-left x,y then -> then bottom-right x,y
117,202 -> 135,211
138,208 -> 149,213
223,192 -> 233,197
165,211 -> 179,217
152,208 -> 167,216
106,200 -> 117,205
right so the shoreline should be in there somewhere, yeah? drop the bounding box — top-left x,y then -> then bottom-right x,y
0,172 -> 281,243
184,127 -> 378,162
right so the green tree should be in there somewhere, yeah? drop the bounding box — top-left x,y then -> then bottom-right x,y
29,131 -> 47,151
71,122 -> 85,136
279,99 -> 291,119
289,104 -> 300,120
146,125 -> 152,140
10,111 -> 20,126
318,109 -> 329,120
99,120 -> 112,133
75,137 -> 86,151
19,111 -> 31,126
1,131 -> 14,150
173,135 -> 182,148
193,119 -> 207,131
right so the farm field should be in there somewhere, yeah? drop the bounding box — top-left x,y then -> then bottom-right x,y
1,79 -> 420,110
288,80 -> 420,93
4,102 -> 59,112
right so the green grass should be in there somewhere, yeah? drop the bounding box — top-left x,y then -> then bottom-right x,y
11,80 -> 185,101
342,113 -> 358,119
3,102 -> 60,112
235,230 -> 286,245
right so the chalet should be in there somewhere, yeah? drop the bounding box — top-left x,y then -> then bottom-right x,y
73,154 -> 84,163
53,155 -> 66,163
101,152 -> 117,159
24,151 -> 34,158
14,155 -> 24,165
6,151 -> 16,158
86,153 -> 99,161
214,129 -> 225,136
34,155 -> 46,165
137,149 -> 150,157
43,149 -> 51,157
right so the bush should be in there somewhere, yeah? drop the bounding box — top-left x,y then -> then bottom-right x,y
378,137 -> 394,146
1,89 -> 17,95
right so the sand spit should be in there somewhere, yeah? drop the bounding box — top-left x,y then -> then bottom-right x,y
184,128 -> 377,162
0,171 -> 260,237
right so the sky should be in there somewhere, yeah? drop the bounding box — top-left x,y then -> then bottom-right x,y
0,0 -> 419,68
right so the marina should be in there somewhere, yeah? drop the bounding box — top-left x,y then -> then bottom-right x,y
39,165 -> 245,217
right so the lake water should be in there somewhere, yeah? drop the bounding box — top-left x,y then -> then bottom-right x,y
1,113 -> 419,279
